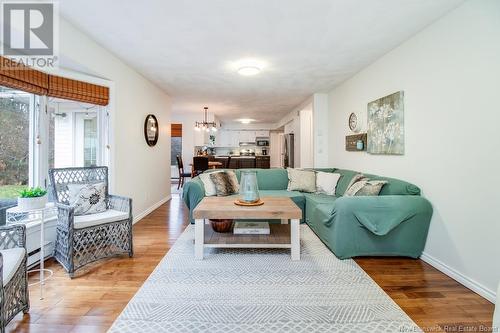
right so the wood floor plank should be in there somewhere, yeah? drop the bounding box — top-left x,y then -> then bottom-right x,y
5,193 -> 494,332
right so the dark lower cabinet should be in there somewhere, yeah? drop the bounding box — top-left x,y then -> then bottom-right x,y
255,156 -> 270,169
215,157 -> 229,168
238,158 -> 256,169
228,158 -> 239,169
217,156 -> 270,169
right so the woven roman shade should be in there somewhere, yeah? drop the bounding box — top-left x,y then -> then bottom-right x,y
48,75 -> 109,106
1,56 -> 109,105
0,56 -> 49,94
171,124 -> 182,137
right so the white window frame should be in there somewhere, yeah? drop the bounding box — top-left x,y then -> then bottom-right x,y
1,71 -> 114,192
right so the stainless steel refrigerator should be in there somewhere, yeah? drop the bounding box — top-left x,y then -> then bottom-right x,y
281,133 -> 294,168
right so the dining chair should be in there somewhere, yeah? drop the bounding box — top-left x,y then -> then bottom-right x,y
192,156 -> 209,177
176,155 -> 191,189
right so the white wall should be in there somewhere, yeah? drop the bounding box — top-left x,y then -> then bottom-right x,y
312,93 -> 329,168
58,18 -> 172,219
299,108 -> 314,168
327,0 -> 500,302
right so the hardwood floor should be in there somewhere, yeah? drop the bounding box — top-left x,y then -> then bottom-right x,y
6,193 -> 494,332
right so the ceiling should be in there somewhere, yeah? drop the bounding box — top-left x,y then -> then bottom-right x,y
59,0 -> 463,124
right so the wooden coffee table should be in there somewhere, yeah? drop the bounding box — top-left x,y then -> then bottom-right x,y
193,196 -> 302,260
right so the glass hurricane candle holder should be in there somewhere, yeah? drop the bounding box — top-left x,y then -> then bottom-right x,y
239,170 -> 260,203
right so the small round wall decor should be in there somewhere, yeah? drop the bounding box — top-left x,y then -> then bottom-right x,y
348,112 -> 360,132
144,114 -> 159,146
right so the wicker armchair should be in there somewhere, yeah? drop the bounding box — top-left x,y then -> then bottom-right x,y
0,224 -> 29,333
48,166 -> 133,278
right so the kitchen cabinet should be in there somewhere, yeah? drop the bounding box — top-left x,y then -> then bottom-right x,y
226,157 -> 257,169
194,129 -> 206,146
255,130 -> 270,137
230,131 -> 240,147
215,130 -> 238,147
216,130 -> 229,147
238,158 -> 256,169
214,157 -> 229,168
214,130 -> 269,147
255,156 -> 270,169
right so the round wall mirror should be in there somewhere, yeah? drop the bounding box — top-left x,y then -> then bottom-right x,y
144,114 -> 159,146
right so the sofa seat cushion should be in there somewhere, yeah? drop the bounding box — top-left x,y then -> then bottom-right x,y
74,209 -> 129,229
303,193 -> 337,205
259,190 -> 304,202
1,248 -> 25,285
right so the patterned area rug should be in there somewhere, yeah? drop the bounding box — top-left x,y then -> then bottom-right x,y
109,225 -> 421,332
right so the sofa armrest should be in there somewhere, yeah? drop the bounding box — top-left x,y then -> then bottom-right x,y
109,194 -> 132,216
0,224 -> 26,250
182,178 -> 205,209
182,177 -> 206,223
329,195 -> 433,236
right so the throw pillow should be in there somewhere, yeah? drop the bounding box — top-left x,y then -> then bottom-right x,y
355,180 -> 387,196
199,171 -> 223,196
344,174 -> 387,196
209,171 -> 239,196
287,168 -> 316,193
67,182 -> 107,215
315,171 -> 341,195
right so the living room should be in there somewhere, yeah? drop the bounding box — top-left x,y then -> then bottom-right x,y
0,0 -> 499,332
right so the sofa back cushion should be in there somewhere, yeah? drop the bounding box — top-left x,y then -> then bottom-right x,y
250,168 -> 289,190
333,169 -> 421,196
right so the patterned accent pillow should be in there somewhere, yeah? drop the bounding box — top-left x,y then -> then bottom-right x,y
209,171 -> 239,197
67,182 -> 107,215
344,174 -> 387,196
287,168 -> 316,193
199,171 -> 223,196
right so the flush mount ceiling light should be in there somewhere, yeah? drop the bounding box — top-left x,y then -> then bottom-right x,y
237,66 -> 261,76
231,58 -> 266,76
238,118 -> 255,124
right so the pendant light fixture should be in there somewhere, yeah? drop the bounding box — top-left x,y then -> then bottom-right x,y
194,106 -> 217,132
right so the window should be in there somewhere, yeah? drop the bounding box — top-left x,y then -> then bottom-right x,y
171,124 -> 182,180
47,99 -> 106,169
171,137 -> 182,167
0,85 -> 109,199
0,87 -> 37,198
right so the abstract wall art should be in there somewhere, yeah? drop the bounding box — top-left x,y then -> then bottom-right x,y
367,91 -> 404,155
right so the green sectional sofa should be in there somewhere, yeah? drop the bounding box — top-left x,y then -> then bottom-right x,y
182,168 -> 432,259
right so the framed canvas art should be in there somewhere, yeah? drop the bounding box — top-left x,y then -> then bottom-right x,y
367,91 -> 404,155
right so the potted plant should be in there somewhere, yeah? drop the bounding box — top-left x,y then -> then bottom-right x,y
18,187 -> 48,211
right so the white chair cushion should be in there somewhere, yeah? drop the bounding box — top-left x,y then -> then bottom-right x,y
74,209 -> 129,229
1,248 -> 25,286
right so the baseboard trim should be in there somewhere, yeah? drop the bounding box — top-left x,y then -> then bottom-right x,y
133,195 -> 172,225
420,252 -> 496,304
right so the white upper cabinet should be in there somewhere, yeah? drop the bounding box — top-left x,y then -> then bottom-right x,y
214,129 -> 269,147
230,131 -> 240,147
255,130 -> 270,137
239,131 -> 256,142
194,129 -> 205,146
